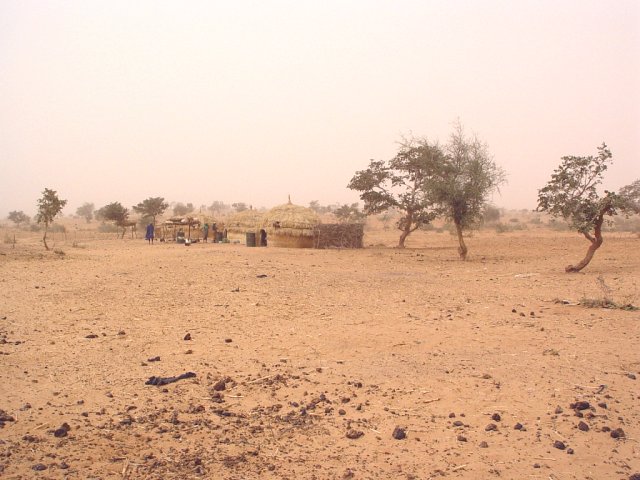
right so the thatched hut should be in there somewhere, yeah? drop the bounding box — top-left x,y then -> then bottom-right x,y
226,209 -> 264,244
262,201 -> 320,248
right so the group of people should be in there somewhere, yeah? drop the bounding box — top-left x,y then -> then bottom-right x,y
144,222 -> 216,244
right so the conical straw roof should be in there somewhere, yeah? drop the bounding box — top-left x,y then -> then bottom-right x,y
262,201 -> 320,237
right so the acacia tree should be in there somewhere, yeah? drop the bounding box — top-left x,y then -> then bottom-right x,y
172,202 -> 193,216
98,202 -> 130,239
334,203 -> 367,224
36,188 -> 67,250
618,179 -> 640,214
348,139 -> 442,247
431,124 -> 505,260
132,197 -> 168,230
537,144 -> 633,272
8,210 -> 30,228
76,203 -> 95,223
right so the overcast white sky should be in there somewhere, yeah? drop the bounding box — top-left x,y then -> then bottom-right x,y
1,0 -> 639,217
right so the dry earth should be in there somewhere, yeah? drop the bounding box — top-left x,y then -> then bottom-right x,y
0,228 -> 639,479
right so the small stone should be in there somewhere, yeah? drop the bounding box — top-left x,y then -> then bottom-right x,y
485,423 -> 497,432
346,429 -> 364,439
491,413 -> 501,422
53,428 -> 67,438
59,462 -> 69,469
533,463 -> 541,469
553,440 -> 566,450
602,426 -> 611,432
392,426 -> 407,440
570,401 -> 590,411
479,441 -> 488,448
224,338 -> 233,343
32,463 -> 47,471
453,420 -> 464,427
554,406 -> 563,414
117,330 -> 126,336
457,435 -> 467,442
610,428 -> 625,439
627,373 -> 637,380
514,423 -> 523,430
184,333 -> 192,341
566,448 -> 574,454
338,409 -> 346,416
578,421 -> 589,432
629,474 -> 640,480
212,379 -> 226,391
598,402 -> 607,409
448,412 -> 456,418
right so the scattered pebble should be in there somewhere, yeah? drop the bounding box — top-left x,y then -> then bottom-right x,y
610,428 -> 625,439
570,401 -> 590,411
553,440 -> 566,450
392,426 -> 407,440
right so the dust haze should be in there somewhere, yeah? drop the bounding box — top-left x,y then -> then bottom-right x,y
1,1 -> 639,217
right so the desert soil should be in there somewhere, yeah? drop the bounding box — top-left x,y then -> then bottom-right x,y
0,228 -> 638,479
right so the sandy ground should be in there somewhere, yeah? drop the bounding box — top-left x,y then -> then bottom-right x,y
0,227 -> 639,479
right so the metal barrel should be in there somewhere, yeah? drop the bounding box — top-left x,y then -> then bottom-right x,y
246,232 -> 256,247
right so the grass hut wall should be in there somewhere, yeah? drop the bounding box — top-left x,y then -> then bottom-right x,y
314,223 -> 364,249
226,210 -> 264,244
262,202 -> 320,248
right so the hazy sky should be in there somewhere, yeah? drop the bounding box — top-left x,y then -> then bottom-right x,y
1,0 -> 639,218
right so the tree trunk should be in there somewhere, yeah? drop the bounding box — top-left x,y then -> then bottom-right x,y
398,228 -> 410,248
455,221 -> 467,260
43,224 -> 49,251
565,219 -> 604,273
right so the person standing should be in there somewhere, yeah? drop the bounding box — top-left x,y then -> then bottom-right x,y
145,223 -> 155,244
203,223 -> 209,243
